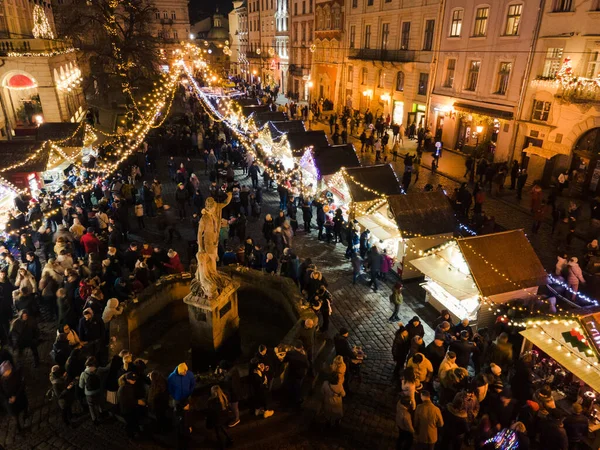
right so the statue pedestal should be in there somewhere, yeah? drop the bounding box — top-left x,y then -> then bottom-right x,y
184,280 -> 240,370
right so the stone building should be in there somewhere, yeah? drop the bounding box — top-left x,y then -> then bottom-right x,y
343,0 -> 440,126
275,0 -> 290,92
428,0 -> 539,162
193,11 -> 230,74
289,0 -> 313,101
246,0 -> 277,85
515,0 -> 600,193
150,0 -> 191,44
0,0 -> 85,138
229,1 -> 249,79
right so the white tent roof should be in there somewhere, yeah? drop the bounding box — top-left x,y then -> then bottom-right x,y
521,321 -> 600,393
356,212 -> 401,242
409,243 -> 479,301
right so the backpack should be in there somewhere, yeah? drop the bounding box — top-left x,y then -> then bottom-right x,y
85,371 -> 101,391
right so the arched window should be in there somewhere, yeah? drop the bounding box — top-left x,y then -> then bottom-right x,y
377,69 -> 385,88
395,71 -> 404,91
332,5 -> 341,29
361,67 -> 368,84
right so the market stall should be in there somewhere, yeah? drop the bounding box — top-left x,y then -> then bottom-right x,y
286,130 -> 329,157
385,191 -> 457,280
0,141 -> 49,196
410,230 -> 547,326
298,144 -> 361,195
520,312 -> 600,449
267,120 -> 305,138
252,111 -> 286,127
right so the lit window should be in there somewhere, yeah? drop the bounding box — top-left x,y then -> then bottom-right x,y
444,58 -> 456,88
505,4 -> 522,36
473,6 -> 489,37
381,23 -> 390,50
401,22 -> 410,50
361,67 -> 368,84
532,100 -> 551,121
587,51 -> 600,78
423,19 -> 435,50
495,62 -> 512,95
542,48 -> 563,78
364,24 -> 371,49
377,69 -> 385,88
466,60 -> 481,91
449,9 -> 463,37
348,65 -> 354,83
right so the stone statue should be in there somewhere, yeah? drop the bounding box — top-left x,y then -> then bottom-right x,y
193,192 -> 232,299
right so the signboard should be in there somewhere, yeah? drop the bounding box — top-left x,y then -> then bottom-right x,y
580,312 -> 600,361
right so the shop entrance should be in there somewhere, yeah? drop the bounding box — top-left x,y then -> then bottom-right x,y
571,128 -> 600,197
2,72 -> 44,135
392,101 -> 404,126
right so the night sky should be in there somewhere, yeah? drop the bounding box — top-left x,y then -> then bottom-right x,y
189,0 -> 233,23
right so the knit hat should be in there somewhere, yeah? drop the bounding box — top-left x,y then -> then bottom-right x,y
177,363 -> 188,375
572,403 -> 583,414
492,379 -> 504,390
434,333 -> 445,342
490,363 -> 502,376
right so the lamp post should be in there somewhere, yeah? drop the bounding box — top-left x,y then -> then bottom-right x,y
475,124 -> 484,152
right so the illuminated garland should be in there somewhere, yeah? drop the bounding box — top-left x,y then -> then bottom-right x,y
7,48 -> 77,58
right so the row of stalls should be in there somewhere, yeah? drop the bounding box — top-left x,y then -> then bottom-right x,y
238,100 -> 551,330
0,122 -> 87,228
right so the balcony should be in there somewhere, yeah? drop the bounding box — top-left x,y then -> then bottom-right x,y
246,51 -> 262,59
555,86 -> 600,104
289,64 -> 309,77
160,18 -> 174,25
348,48 -> 416,63
0,38 -> 74,57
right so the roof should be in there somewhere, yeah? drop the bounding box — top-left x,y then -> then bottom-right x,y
252,111 -> 286,127
386,191 -> 456,236
343,164 -> 402,203
37,122 -> 85,147
312,144 -> 360,177
242,105 -> 270,117
521,321 -> 600,393
286,130 -> 329,157
0,141 -> 48,173
236,98 -> 260,107
268,120 -> 305,137
456,230 -> 547,297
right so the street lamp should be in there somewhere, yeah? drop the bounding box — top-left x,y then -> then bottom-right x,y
474,125 -> 484,150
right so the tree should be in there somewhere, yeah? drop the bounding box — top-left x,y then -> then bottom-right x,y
56,0 -> 161,97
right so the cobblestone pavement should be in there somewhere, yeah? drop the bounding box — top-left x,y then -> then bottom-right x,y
2,110 -> 578,449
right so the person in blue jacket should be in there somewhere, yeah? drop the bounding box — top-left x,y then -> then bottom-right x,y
168,363 -> 195,405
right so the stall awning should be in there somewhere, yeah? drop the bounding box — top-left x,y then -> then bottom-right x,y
267,120 -> 305,138
453,102 -> 514,120
344,164 -> 402,203
410,244 -> 479,300
313,144 -> 361,178
356,212 -> 401,242
0,141 -> 49,173
387,191 -> 456,236
287,130 -> 329,157
521,321 -> 600,394
252,111 -> 286,127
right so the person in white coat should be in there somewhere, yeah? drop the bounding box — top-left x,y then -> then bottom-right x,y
567,257 -> 585,300
102,298 -> 124,324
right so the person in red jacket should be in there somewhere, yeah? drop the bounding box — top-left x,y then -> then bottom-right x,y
80,228 -> 100,255
163,249 -> 183,273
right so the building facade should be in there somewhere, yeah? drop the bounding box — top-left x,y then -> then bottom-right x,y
289,0 -> 314,101
429,0 -> 540,162
246,0 -> 277,84
311,0 -> 340,105
150,0 -> 190,44
229,1 -> 249,78
274,0 -> 290,92
515,0 -> 600,193
0,0 -> 85,138
344,0 -> 440,127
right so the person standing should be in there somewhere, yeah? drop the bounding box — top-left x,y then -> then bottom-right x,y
9,310 -> 39,367
0,361 -> 29,432
510,160 -> 519,189
206,385 -> 233,449
367,245 -> 381,292
168,363 -> 195,407
396,395 -> 415,450
79,356 -> 108,425
389,282 -> 403,322
282,341 -> 309,408
118,372 -> 144,439
516,169 -> 528,200
413,390 -> 444,450
321,373 -> 346,427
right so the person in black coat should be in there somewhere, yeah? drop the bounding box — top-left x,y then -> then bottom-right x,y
0,361 -> 28,431
301,202 -> 312,233
206,385 -> 233,448
539,409 -> 569,450
220,361 -> 242,427
511,353 -> 534,405
0,270 -> 15,345
449,331 -> 476,369
405,316 -> 425,340
441,398 -> 469,450
77,309 -> 105,356
563,403 -> 589,449
51,333 -> 72,367
9,310 -> 40,367
49,365 -> 75,425
282,341 -> 309,407
425,335 -> 446,375
489,387 -> 518,430
118,372 -> 143,439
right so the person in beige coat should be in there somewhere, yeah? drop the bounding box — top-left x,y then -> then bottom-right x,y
414,390 -> 444,450
320,373 -> 346,426
329,355 -> 346,386
396,395 -> 415,450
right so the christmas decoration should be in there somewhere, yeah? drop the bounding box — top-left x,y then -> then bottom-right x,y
32,5 -> 55,39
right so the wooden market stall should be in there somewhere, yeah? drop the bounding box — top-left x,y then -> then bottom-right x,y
286,130 -> 329,157
410,230 -> 547,326
385,191 -> 457,280
520,311 -> 600,449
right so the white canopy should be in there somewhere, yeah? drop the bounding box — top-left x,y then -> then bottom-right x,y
356,212 -> 401,242
521,321 -> 600,394
409,243 -> 479,301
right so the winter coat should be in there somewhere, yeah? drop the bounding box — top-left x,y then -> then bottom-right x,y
441,404 -> 469,445
79,366 -> 109,396
167,367 -> 195,401
396,402 -> 415,432
164,253 -> 184,273
9,313 -> 40,348
381,254 -> 393,273
405,320 -> 425,340
406,353 -> 433,382
414,399 -> 444,444
425,341 -> 446,375
135,204 -> 144,217
438,356 -> 458,385
564,413 -> 589,444
392,331 -> 410,364
567,261 -> 585,286
117,382 -> 138,415
102,298 -> 123,323
206,397 -> 229,429
449,339 -> 476,368
367,248 -> 381,272
321,380 -> 345,421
